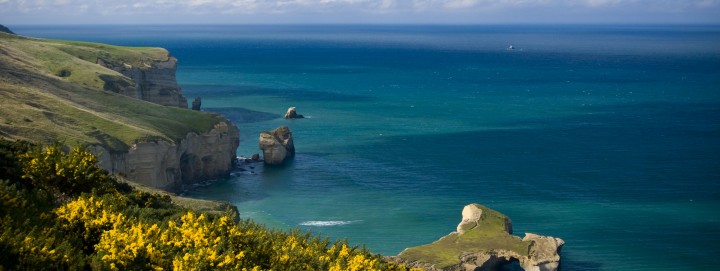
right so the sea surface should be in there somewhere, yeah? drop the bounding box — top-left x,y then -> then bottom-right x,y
13,24 -> 720,270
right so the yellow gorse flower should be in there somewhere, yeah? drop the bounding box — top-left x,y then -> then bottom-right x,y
51,192 -> 416,271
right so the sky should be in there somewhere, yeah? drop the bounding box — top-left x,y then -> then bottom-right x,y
1,0 -> 720,25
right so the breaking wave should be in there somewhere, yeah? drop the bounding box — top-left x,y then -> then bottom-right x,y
299,220 -> 359,227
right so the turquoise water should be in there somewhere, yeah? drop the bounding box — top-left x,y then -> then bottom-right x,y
14,25 -> 720,270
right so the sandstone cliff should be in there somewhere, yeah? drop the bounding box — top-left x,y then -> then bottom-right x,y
259,126 -> 295,165
394,204 -> 563,271
97,54 -> 188,108
0,31 -> 240,191
92,119 -> 239,191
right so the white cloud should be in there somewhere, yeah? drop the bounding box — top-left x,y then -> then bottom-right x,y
582,0 -> 623,7
2,0 -> 719,23
444,0 -> 478,9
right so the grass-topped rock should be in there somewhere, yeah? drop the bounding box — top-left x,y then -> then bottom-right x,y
395,203 -> 564,271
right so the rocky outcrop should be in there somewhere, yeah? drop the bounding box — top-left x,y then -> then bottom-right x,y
91,119 -> 240,191
192,97 -> 202,111
395,204 -> 564,271
97,55 -> 188,108
284,107 -> 304,119
259,126 -> 295,165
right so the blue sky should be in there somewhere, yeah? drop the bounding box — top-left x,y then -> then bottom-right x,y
2,0 -> 720,24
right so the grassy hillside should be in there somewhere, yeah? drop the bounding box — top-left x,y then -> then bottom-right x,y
0,31 -> 219,152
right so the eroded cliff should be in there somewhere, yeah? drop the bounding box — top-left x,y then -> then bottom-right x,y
92,119 -> 239,191
0,30 -> 240,191
97,54 -> 188,108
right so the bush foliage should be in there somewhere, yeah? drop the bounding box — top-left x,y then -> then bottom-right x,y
0,140 -> 419,271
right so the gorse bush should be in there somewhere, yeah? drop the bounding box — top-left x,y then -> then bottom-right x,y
0,140 -> 420,271
19,144 -> 111,199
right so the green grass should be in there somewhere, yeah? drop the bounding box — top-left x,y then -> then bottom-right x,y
397,204 -> 531,269
117,175 -> 238,217
0,31 -> 222,152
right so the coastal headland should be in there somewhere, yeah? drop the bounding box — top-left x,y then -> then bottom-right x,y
0,25 -> 562,270
0,28 -> 238,191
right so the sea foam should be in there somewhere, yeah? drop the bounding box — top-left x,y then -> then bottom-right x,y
299,220 -> 359,227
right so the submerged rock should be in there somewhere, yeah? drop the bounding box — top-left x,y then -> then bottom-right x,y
394,203 -> 563,271
259,126 -> 295,165
284,107 -> 304,119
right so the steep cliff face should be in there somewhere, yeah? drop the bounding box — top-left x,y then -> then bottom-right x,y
97,55 -> 188,108
93,119 -> 240,191
1,31 -> 240,191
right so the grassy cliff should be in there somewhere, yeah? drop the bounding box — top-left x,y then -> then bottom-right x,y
397,204 -> 531,269
0,31 -> 219,152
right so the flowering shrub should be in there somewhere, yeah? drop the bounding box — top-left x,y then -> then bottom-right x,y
19,144 -> 110,198
57,194 -> 415,270
2,141 -> 420,270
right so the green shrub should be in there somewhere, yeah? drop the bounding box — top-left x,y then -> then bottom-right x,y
0,180 -> 86,270
19,144 -> 111,199
0,139 -> 33,185
1,142 -> 417,270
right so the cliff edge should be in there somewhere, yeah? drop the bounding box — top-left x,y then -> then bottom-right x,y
97,54 -> 187,108
0,24 -> 14,34
0,30 -> 239,191
393,204 -> 563,271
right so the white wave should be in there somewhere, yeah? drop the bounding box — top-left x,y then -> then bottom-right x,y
299,220 -> 359,227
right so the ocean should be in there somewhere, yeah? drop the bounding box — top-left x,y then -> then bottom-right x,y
12,24 -> 720,270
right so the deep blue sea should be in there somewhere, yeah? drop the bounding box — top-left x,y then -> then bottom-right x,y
12,25 -> 720,270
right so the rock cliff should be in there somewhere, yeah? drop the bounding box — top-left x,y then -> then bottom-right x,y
0,31 -> 240,192
394,204 -> 563,271
259,126 -> 295,165
97,55 -> 188,108
92,119 -> 239,191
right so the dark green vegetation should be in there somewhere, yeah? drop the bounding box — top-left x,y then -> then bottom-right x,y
0,25 -> 13,35
0,31 -> 221,152
398,204 -> 531,269
0,140 -> 414,270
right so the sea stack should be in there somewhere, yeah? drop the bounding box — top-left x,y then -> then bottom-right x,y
259,126 -> 295,165
191,96 -> 202,111
284,107 -> 304,119
394,203 -> 564,271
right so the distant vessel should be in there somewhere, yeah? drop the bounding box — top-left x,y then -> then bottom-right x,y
507,45 -> 515,50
